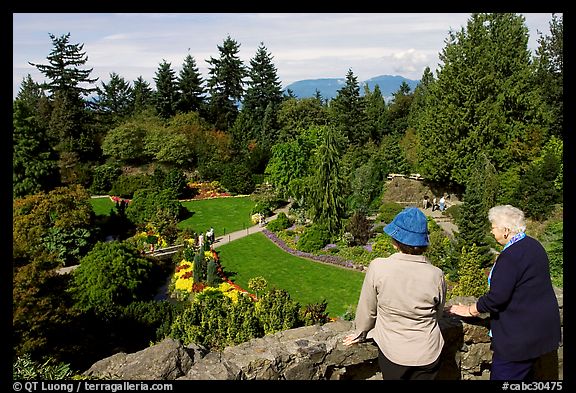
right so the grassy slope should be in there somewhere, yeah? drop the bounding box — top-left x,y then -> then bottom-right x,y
178,197 -> 256,237
217,232 -> 365,318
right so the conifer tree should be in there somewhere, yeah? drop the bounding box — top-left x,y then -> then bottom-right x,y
132,76 -> 155,114
455,155 -> 497,268
242,43 -> 284,150
206,35 -> 246,131
154,60 -> 179,118
363,83 -> 388,142
329,69 -> 368,145
308,126 -> 346,235
415,13 -> 549,186
94,72 -> 134,120
13,101 -> 60,198
451,244 -> 489,297
30,33 -> 99,157
534,13 -> 563,139
177,54 -> 206,114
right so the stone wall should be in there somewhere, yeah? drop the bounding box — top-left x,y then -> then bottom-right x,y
84,288 -> 563,380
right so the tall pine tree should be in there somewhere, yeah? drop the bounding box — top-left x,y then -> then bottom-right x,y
176,54 -> 206,114
154,60 -> 179,119
206,35 -> 246,131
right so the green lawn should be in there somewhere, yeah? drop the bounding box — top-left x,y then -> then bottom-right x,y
90,196 -> 116,216
217,232 -> 365,318
178,197 -> 256,237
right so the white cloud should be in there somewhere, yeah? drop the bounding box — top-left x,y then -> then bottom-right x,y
13,12 -> 558,98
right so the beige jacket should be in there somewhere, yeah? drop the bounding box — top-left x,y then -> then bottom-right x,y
352,252 -> 446,366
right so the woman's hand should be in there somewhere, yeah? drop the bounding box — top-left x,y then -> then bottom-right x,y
342,333 -> 362,346
447,303 -> 475,317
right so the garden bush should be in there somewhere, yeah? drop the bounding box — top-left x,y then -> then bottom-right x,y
296,225 -> 331,252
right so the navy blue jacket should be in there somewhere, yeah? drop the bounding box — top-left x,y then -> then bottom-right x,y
476,236 -> 561,361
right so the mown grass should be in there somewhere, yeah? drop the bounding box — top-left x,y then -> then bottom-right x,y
217,232 -> 365,318
178,197 -> 256,237
90,197 -> 116,216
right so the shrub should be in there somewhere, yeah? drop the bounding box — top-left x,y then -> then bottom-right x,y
13,354 -> 74,380
449,244 -> 489,298
89,163 -> 122,195
266,212 -> 291,232
110,173 -> 152,199
296,225 -> 331,252
376,202 -> 404,224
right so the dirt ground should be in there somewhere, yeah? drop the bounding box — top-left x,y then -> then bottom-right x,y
382,177 -> 461,237
382,177 -> 461,206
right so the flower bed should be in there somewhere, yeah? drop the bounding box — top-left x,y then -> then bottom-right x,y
261,229 -> 365,271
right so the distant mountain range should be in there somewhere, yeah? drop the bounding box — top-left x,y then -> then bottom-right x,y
284,75 -> 420,102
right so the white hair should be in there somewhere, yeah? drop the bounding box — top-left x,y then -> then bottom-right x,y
488,205 -> 526,233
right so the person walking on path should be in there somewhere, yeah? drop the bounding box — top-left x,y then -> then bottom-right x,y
343,207 -> 446,380
439,195 -> 446,212
448,205 -> 561,380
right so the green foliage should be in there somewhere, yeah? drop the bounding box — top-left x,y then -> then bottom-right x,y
110,173 -> 153,199
154,60 -> 179,118
255,289 -> 301,335
13,184 -> 94,264
516,138 -> 562,221
125,188 -> 182,227
13,353 -> 75,380
266,212 -> 291,232
296,225 -> 331,253
370,233 -> 396,258
89,163 -> 122,195
102,121 -> 149,164
425,230 -> 457,279
12,100 -> 60,199
220,160 -> 255,194
376,202 -> 405,224
119,300 -> 182,343
42,227 -> 92,266
415,13 -> 549,187
308,126 -> 347,234
540,220 -> 563,288
248,276 -> 268,298
206,35 -> 246,131
68,241 -> 154,317
450,244 -> 489,298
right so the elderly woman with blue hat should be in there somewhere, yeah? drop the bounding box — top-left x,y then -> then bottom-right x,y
343,207 -> 446,380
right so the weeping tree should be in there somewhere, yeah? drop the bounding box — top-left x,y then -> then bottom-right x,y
307,126 -> 347,235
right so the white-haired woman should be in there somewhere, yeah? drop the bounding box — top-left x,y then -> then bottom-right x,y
449,205 -> 561,380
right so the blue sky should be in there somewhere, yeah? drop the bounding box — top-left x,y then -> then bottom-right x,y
13,13 -> 557,98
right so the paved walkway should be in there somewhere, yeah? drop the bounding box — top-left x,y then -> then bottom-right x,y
418,205 -> 459,237
212,203 -> 291,248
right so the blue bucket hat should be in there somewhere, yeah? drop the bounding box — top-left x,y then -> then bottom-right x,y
384,207 -> 429,247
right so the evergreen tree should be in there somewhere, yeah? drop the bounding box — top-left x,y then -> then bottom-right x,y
206,35 -> 246,131
29,33 -> 98,99
13,101 -> 60,198
242,42 -> 283,149
415,13 -> 549,186
94,72 -> 134,120
329,69 -> 368,145
451,244 -> 489,297
176,54 -> 206,114
534,13 -> 563,139
30,33 -> 99,158
154,60 -> 179,118
455,155 -> 497,268
308,126 -> 347,235
132,76 -> 155,114
387,81 -> 413,135
363,83 -> 388,143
